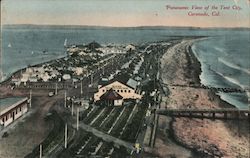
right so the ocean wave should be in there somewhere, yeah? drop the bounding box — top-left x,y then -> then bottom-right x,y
218,92 -> 249,110
213,70 -> 248,90
191,45 -> 204,60
218,57 -> 250,75
214,47 -> 228,56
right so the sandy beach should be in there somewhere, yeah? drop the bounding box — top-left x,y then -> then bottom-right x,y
158,39 -> 249,157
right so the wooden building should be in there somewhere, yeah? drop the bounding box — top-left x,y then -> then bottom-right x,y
100,88 -> 123,106
0,97 -> 28,127
94,77 -> 142,106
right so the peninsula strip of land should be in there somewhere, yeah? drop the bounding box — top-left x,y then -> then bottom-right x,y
155,40 -> 249,158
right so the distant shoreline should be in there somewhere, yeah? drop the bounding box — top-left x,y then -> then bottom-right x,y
3,24 -> 250,31
0,54 -> 67,86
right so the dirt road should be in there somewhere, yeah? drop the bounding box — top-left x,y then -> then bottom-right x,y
0,90 -> 64,158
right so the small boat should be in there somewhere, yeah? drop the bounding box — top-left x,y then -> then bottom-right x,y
31,51 -> 34,55
43,49 -> 48,53
8,43 -> 12,48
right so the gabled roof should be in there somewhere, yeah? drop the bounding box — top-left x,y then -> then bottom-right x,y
100,89 -> 123,100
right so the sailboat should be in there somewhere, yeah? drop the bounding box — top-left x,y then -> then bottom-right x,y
8,43 -> 12,48
0,70 -> 3,82
64,38 -> 68,47
43,49 -> 48,53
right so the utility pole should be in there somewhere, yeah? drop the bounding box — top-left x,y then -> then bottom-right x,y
55,83 -> 58,95
64,91 -> 67,108
71,100 -> 74,116
29,89 -> 32,108
91,74 -> 93,86
0,38 -> 2,82
80,80 -> 83,95
77,108 -> 79,131
39,144 -> 42,158
64,124 -> 67,148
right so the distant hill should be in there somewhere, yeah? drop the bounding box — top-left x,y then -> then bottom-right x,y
3,24 -> 250,31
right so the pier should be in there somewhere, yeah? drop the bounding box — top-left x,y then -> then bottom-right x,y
156,108 -> 250,120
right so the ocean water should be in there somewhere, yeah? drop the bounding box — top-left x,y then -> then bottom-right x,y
1,25 -> 249,109
192,35 -> 250,109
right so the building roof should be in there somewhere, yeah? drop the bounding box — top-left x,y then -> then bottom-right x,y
98,73 -> 139,90
125,44 -> 136,51
100,89 -> 123,100
0,97 -> 28,116
126,78 -> 138,89
86,41 -> 102,50
98,78 -> 109,86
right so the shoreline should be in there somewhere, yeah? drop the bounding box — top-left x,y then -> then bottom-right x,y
159,39 -> 249,157
187,41 -> 237,109
191,38 -> 249,110
183,38 -> 239,110
167,40 -> 234,157
0,54 -> 67,86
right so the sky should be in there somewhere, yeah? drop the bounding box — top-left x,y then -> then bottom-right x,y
1,0 -> 250,28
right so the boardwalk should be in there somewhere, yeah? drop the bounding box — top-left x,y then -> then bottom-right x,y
156,108 -> 250,120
